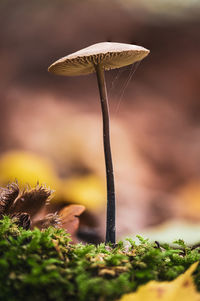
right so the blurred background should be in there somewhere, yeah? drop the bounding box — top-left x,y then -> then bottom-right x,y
1,0 -> 200,243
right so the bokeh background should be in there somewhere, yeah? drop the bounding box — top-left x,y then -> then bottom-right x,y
1,0 -> 200,243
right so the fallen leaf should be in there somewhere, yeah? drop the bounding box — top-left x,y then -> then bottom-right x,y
119,262 -> 200,301
59,204 -> 85,240
0,151 -> 61,199
59,175 -> 106,211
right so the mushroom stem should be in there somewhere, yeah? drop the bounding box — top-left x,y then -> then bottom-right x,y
95,63 -> 116,244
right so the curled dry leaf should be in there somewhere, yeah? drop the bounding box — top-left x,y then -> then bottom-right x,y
59,204 -> 85,239
119,262 -> 200,301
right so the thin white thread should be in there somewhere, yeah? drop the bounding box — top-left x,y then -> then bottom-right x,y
108,68 -> 125,97
114,61 -> 141,114
107,68 -> 125,112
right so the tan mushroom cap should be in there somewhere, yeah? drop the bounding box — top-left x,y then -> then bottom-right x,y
48,42 -> 150,76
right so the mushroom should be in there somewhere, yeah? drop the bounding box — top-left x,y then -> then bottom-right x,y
48,42 -> 150,244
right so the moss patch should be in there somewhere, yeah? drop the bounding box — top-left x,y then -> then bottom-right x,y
0,216 -> 200,301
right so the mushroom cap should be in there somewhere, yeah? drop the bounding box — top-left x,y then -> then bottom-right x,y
48,42 -> 150,76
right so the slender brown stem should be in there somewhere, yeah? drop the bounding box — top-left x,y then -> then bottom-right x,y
95,63 -> 115,244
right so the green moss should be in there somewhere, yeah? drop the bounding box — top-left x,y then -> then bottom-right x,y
0,216 -> 200,301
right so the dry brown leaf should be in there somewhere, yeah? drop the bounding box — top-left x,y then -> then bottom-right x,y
59,204 -> 85,239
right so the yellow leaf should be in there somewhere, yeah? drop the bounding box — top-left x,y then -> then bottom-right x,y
59,175 -> 106,210
119,262 -> 200,301
0,151 -> 62,198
